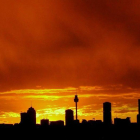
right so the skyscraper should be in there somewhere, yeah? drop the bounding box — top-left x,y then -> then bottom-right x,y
103,102 -> 112,125
20,106 -> 36,125
137,99 -> 140,124
27,107 -> 36,125
65,109 -> 74,126
138,99 -> 140,114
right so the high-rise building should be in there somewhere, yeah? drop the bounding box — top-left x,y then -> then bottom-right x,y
137,99 -> 140,124
20,106 -> 36,125
138,99 -> 140,114
27,107 -> 36,125
103,102 -> 112,125
65,109 -> 74,126
20,112 -> 29,124
137,114 -> 140,124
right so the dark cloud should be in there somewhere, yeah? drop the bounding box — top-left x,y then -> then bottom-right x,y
0,0 -> 140,91
114,109 -> 137,114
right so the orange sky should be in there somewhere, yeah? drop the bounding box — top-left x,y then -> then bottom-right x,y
0,0 -> 140,124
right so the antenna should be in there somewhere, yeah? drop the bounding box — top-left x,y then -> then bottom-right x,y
31,101 -> 32,107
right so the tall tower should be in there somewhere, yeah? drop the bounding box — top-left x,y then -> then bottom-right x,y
103,102 -> 112,125
74,95 -> 79,120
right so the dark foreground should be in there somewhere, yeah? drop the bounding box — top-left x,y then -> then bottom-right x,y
0,123 -> 140,140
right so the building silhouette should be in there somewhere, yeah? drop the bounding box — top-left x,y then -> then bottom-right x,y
27,107 -> 36,125
50,120 -> 64,126
103,102 -> 112,125
2,97 -> 140,140
73,119 -> 80,126
65,109 -> 74,126
20,106 -> 36,125
82,119 -> 88,124
20,112 -> 29,124
137,99 -> 140,124
41,119 -> 49,126
114,117 -> 131,125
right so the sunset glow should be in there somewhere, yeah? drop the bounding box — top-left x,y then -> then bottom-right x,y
0,85 -> 139,124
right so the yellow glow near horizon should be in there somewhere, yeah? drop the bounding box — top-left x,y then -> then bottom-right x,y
0,85 -> 139,124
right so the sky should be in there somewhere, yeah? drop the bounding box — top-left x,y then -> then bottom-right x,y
0,0 -> 140,124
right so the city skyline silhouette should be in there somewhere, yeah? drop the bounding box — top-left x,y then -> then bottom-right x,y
1,95 -> 140,125
0,85 -> 139,124
0,95 -> 140,140
0,1 -> 140,139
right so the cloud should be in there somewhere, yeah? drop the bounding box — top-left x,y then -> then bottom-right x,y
0,112 -> 19,118
0,85 -> 140,101
114,109 -> 137,114
0,0 -> 140,91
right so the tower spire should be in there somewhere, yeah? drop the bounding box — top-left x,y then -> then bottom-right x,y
74,89 -> 79,120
